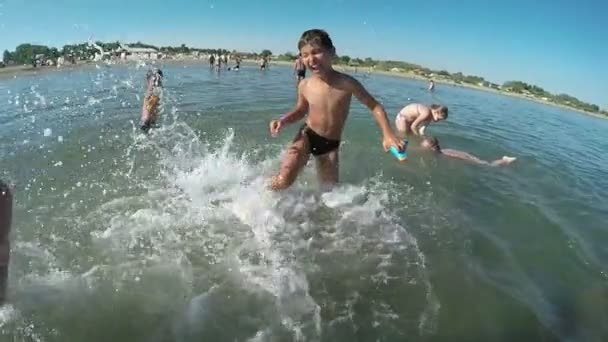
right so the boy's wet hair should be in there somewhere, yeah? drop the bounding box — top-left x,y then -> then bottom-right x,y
298,29 -> 335,53
430,104 -> 448,119
422,136 -> 441,151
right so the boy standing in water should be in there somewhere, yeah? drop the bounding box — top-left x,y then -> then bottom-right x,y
395,103 -> 448,137
420,136 -> 516,166
294,54 -> 306,84
0,181 -> 12,304
268,29 -> 404,190
141,68 -> 163,132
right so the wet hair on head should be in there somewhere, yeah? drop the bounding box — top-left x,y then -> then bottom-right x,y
298,29 -> 335,53
422,136 -> 441,151
430,104 -> 448,119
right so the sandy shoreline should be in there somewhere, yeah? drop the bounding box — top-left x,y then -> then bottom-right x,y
1,58 -> 604,120
0,61 -> 100,79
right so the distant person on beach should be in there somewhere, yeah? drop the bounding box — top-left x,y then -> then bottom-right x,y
268,29 -> 404,190
428,80 -> 435,92
420,136 -> 516,166
0,180 -> 12,304
234,56 -> 241,71
140,68 -> 163,132
208,54 -> 215,69
294,54 -> 306,84
395,103 -> 448,137
215,55 -> 222,72
259,57 -> 267,70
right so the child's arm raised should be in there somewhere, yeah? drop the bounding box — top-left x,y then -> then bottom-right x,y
349,76 -> 404,151
269,81 -> 309,136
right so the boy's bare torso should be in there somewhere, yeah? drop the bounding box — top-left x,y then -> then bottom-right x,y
301,72 -> 354,140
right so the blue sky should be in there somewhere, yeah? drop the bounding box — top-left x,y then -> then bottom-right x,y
1,0 -> 606,108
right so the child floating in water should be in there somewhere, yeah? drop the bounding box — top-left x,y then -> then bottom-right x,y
420,136 -> 516,166
141,68 -> 163,132
395,103 -> 448,137
268,29 -> 404,190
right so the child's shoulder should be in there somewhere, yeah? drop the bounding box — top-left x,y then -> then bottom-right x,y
330,71 -> 362,90
336,71 -> 357,83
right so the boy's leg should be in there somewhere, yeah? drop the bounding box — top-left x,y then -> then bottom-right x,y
394,115 -> 408,139
490,156 -> 517,167
0,181 -> 12,304
315,150 -> 339,191
270,131 -> 311,190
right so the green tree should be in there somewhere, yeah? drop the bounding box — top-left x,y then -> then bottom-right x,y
177,44 -> 190,54
339,55 -> 351,65
362,57 -> 375,66
3,50 -> 11,63
436,70 -> 451,77
261,49 -> 272,57
129,41 -> 159,50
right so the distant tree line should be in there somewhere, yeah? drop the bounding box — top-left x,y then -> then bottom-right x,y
2,41 -> 275,67
276,52 -> 605,115
1,40 -> 604,115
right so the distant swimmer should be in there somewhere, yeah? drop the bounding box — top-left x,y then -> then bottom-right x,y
395,103 -> 448,137
140,68 -> 163,132
294,53 -> 306,84
420,136 -> 516,166
208,54 -> 215,69
428,79 -> 435,92
0,180 -> 12,304
268,29 -> 404,191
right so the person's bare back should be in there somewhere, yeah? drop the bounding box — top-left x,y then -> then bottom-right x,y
395,103 -> 448,137
396,103 -> 429,135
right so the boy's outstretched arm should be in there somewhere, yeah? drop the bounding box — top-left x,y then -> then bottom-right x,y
350,77 -> 404,150
410,110 -> 431,136
270,81 -> 309,136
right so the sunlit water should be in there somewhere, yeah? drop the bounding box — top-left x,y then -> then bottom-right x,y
0,62 -> 607,341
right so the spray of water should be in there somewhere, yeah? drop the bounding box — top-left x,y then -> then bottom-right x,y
2,62 -> 440,340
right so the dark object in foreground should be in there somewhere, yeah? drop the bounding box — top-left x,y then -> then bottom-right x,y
0,180 -> 12,304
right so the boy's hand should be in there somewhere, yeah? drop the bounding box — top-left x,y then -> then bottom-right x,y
382,133 -> 405,152
269,120 -> 283,137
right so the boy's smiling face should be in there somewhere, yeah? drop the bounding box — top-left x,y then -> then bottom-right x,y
300,43 -> 334,75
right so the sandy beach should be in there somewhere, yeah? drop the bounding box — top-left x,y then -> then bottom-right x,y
0,61 -> 98,79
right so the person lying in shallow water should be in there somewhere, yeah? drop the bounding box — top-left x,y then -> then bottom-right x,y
141,68 -> 163,132
420,136 -> 517,166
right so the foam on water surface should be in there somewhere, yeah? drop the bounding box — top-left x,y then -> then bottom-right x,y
2,119 -> 438,341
